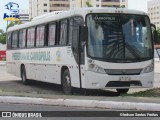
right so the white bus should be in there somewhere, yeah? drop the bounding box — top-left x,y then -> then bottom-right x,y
6,8 -> 157,94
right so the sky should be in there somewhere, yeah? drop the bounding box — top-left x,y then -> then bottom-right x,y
0,0 -> 151,31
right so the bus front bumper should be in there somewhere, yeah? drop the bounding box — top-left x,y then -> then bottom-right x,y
83,71 -> 154,89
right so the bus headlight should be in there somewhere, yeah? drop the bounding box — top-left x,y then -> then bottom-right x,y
141,63 -> 154,74
88,64 -> 106,74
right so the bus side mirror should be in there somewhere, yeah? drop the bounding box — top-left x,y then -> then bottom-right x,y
79,26 -> 88,42
151,24 -> 160,44
153,30 -> 160,44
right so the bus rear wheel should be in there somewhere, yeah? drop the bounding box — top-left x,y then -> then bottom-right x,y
62,69 -> 72,95
116,88 -> 129,94
21,66 -> 29,85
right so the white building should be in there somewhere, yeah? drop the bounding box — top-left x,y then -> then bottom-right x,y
29,0 -> 50,19
29,0 -> 128,18
148,0 -> 160,28
120,0 -> 128,8
29,0 -> 69,19
19,9 -> 29,23
70,0 -> 128,9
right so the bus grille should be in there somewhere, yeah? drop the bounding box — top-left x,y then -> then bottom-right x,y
106,81 -> 142,87
105,69 -> 142,75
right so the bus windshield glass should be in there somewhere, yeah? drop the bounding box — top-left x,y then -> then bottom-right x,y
87,14 -> 153,62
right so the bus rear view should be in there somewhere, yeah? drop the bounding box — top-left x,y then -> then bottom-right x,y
84,12 -> 154,93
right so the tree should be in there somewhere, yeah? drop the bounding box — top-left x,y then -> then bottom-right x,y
7,20 -> 22,30
86,1 -> 93,7
0,20 -> 22,44
121,5 -> 125,8
0,29 -> 6,44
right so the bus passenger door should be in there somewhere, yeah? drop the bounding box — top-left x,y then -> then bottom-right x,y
69,17 -> 84,88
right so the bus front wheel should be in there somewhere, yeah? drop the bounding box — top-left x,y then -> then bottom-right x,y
116,88 -> 129,94
62,69 -> 72,95
21,66 -> 29,85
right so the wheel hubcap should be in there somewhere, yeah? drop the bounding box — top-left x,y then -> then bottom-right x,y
63,73 -> 71,93
22,71 -> 25,82
65,75 -> 70,86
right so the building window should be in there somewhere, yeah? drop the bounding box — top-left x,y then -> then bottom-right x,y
96,4 -> 99,7
44,10 -> 47,12
44,4 -> 47,6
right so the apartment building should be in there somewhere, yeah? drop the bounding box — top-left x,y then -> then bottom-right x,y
29,0 -> 69,18
19,9 -> 30,23
70,0 -> 128,9
29,0 -> 128,18
29,0 -> 50,18
148,0 -> 160,28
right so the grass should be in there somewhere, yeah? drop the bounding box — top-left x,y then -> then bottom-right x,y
122,88 -> 160,97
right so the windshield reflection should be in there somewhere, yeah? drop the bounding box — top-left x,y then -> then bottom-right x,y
87,14 -> 153,62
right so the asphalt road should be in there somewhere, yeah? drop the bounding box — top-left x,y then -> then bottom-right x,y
0,103 -> 159,120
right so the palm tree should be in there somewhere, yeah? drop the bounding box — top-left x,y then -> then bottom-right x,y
6,20 -> 22,30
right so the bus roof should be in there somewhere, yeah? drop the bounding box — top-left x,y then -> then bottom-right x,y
7,7 -> 147,32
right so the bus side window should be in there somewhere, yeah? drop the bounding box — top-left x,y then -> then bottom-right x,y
59,19 -> 68,45
12,31 -> 18,49
7,32 -> 12,50
27,27 -> 35,47
19,29 -> 26,48
36,25 -> 45,47
48,23 -> 56,46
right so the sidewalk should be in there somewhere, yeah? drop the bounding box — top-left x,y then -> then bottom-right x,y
0,95 -> 160,111
0,61 -> 6,66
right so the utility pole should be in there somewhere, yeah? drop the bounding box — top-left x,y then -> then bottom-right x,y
6,21 -> 9,32
37,0 -> 38,16
81,0 -> 82,8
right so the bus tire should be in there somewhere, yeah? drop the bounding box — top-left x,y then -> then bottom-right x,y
116,88 -> 129,94
21,66 -> 29,85
62,69 -> 72,95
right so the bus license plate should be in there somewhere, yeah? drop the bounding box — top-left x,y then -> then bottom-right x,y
119,77 -> 131,81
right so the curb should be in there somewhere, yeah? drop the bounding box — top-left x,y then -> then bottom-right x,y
0,96 -> 160,111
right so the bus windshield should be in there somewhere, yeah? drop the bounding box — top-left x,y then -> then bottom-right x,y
87,14 -> 153,62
